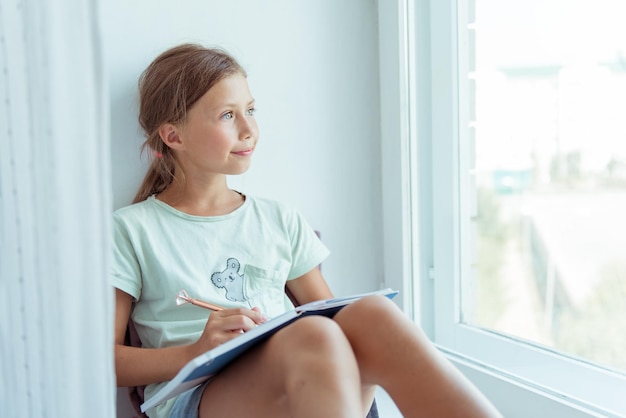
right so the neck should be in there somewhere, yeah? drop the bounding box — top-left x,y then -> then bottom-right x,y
157,176 -> 245,216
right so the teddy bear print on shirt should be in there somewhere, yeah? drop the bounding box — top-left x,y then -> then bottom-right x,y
211,257 -> 246,302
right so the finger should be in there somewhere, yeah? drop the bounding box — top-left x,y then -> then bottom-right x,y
219,313 -> 259,333
250,306 -> 269,324
221,307 -> 268,325
213,329 -> 245,345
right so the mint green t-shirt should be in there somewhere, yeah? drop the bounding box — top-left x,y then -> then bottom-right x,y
112,194 -> 329,418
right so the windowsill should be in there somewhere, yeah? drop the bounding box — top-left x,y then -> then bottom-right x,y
440,343 -> 626,418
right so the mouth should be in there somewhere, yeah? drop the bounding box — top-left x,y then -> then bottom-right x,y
232,148 -> 254,157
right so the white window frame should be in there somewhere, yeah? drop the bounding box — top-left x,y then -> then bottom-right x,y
422,0 -> 626,416
379,1 -> 626,416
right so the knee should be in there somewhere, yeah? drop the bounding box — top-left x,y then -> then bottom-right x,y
276,315 -> 350,355
339,295 -> 403,329
334,295 -> 427,355
358,294 -> 400,314
271,316 -> 359,387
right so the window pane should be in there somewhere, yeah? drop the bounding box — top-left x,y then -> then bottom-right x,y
461,0 -> 626,373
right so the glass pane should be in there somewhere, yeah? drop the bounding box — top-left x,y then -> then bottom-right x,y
461,0 -> 626,373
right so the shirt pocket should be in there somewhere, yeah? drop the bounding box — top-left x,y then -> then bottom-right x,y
243,264 -> 292,318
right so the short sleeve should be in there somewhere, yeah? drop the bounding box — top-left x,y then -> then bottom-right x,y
285,208 -> 330,280
111,214 -> 142,300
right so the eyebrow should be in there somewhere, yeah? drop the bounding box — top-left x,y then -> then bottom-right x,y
216,99 -> 256,109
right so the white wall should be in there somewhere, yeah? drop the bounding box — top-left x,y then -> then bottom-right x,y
104,0 -> 383,298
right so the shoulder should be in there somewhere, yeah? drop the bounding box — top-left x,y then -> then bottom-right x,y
245,195 -> 301,222
244,195 -> 314,235
246,195 -> 293,212
112,196 -> 161,226
114,198 -> 150,216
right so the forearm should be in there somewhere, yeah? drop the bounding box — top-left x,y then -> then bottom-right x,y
115,343 -> 197,387
286,269 -> 333,305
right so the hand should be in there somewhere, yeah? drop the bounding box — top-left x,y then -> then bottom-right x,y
192,307 -> 268,355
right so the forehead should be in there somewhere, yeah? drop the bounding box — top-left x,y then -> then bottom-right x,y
195,73 -> 254,110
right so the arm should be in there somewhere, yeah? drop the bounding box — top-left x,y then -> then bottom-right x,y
285,267 -> 334,306
114,288 -> 266,387
114,289 -> 197,387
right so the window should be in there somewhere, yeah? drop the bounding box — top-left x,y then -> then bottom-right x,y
462,0 -> 626,374
416,0 -> 626,415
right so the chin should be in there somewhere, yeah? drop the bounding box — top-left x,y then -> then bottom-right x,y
228,164 -> 252,175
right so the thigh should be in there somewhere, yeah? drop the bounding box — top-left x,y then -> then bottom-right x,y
199,316 -> 375,418
197,334 -> 291,418
332,294 -> 411,385
198,315 -> 359,418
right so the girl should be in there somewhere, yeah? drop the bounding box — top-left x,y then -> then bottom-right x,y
113,43 -> 501,418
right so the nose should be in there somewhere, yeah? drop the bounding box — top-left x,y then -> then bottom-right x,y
238,114 -> 257,141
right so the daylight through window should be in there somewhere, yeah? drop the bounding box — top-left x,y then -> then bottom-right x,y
460,0 -> 626,373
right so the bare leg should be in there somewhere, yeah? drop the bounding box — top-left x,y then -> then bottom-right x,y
199,315 -> 370,418
333,295 -> 502,418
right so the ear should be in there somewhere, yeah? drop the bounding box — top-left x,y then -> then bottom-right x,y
158,123 -> 184,150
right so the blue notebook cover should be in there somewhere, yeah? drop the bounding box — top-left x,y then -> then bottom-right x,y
141,288 -> 398,412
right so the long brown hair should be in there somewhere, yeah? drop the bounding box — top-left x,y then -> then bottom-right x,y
132,44 -> 247,203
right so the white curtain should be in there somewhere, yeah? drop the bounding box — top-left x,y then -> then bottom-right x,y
0,0 -> 115,416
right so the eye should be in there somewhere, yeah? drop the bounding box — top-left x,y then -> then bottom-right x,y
221,111 -> 233,120
246,107 -> 256,116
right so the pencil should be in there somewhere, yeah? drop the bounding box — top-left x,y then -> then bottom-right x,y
188,298 -> 225,312
176,289 -> 225,312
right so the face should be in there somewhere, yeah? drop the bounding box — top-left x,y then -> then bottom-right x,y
168,73 -> 258,177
